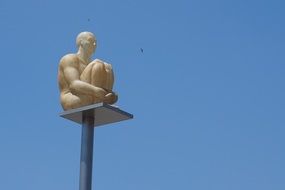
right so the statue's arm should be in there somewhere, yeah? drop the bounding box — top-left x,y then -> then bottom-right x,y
63,66 -> 107,99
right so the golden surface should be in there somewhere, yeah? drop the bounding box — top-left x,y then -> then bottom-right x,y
58,32 -> 118,110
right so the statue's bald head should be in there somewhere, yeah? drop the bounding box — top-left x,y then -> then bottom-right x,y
76,31 -> 97,57
76,31 -> 96,48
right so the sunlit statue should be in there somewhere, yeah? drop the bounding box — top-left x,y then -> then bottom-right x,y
58,31 -> 118,110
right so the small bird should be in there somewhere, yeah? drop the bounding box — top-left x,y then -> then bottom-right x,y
140,48 -> 144,53
88,18 -> 91,22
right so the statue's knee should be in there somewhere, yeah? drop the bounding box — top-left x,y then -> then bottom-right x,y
92,61 -> 105,73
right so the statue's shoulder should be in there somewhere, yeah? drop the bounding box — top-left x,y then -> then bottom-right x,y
59,54 -> 79,68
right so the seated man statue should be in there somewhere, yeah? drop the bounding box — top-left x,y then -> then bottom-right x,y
58,31 -> 118,110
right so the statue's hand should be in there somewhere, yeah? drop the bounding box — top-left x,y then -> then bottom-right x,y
104,92 -> 118,104
96,87 -> 108,98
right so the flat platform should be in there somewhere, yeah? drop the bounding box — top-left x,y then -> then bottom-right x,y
60,103 -> 133,127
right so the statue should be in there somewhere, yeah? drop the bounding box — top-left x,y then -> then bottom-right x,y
58,31 -> 118,110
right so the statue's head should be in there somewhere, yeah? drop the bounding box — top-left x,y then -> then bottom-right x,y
76,31 -> 97,56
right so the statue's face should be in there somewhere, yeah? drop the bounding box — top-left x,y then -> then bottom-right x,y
81,35 -> 97,56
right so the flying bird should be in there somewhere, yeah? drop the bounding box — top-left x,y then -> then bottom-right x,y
140,48 -> 144,53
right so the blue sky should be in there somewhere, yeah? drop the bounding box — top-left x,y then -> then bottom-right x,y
0,0 -> 284,189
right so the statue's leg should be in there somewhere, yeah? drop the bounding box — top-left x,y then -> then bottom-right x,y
104,63 -> 114,91
80,61 -> 107,103
102,63 -> 117,104
80,61 -> 104,86
60,92 -> 92,110
80,64 -> 93,84
81,60 -> 114,91
90,61 -> 107,88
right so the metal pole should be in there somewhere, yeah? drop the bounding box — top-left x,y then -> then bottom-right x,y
79,111 -> 95,190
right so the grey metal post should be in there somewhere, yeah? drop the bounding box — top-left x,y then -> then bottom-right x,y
79,111 -> 95,190
60,103 -> 133,190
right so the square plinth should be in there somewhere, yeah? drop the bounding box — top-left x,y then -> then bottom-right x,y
60,103 -> 133,127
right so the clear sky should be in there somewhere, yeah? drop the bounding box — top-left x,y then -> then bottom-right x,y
0,0 -> 284,189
